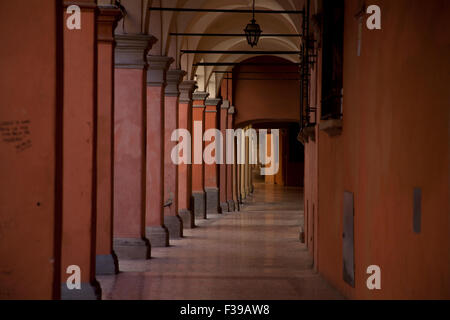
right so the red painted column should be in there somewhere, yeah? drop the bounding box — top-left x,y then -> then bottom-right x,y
145,56 -> 173,247
0,0 -> 61,300
234,120 -> 242,211
164,70 -> 186,238
113,34 -> 156,260
95,5 -> 121,276
204,98 -> 221,215
227,106 -> 236,211
61,2 -> 99,300
178,81 -> 197,228
191,92 -> 209,219
219,100 -> 230,213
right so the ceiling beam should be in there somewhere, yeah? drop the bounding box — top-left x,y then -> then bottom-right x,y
149,7 -> 304,14
170,33 -> 302,37
214,71 -> 300,74
193,62 -> 301,66
182,50 -> 301,55
224,78 -> 300,81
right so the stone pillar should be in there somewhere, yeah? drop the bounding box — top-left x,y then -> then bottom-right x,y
250,162 -> 254,193
275,130 -> 286,186
178,81 -> 197,228
219,100 -> 230,213
113,34 -> 155,260
227,107 -> 237,211
265,133 -> 276,184
204,98 -> 221,215
246,126 -> 253,194
244,129 -> 250,197
145,55 -> 173,247
240,130 -> 246,201
236,129 -> 242,206
95,5 -> 121,276
164,69 -> 186,238
61,2 -> 100,300
192,92 -> 209,219
233,159 -> 240,210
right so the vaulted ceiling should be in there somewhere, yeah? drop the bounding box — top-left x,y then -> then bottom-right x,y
108,0 -> 319,95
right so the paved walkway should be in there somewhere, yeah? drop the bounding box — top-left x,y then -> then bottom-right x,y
98,183 -> 343,300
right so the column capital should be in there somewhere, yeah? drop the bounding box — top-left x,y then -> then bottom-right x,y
179,81 -> 198,103
147,55 -> 174,87
228,106 -> 236,115
115,34 -> 157,69
221,100 -> 231,109
192,91 -> 210,102
97,6 -> 123,43
165,70 -> 187,97
205,98 -> 222,107
63,1 -> 96,9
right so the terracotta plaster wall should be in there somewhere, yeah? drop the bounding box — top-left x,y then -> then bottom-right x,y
313,0 -> 450,299
0,0 -> 60,300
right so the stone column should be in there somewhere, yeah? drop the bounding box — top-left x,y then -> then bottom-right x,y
178,81 -> 197,228
219,100 -> 230,213
204,98 -> 221,215
246,126 -> 253,194
244,128 -> 250,197
275,130 -> 286,186
95,5 -> 121,277
61,2 -> 99,300
145,55 -> 173,247
265,133 -> 276,184
227,107 -> 237,211
236,128 -> 242,206
192,92 -> 209,219
240,130 -> 246,201
250,162 -> 254,193
113,34 -> 155,260
164,69 -> 186,238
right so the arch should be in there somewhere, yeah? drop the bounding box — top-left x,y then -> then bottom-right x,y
231,56 -> 300,127
142,0 -> 306,78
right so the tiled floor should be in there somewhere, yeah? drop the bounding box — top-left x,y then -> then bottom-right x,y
98,183 -> 343,300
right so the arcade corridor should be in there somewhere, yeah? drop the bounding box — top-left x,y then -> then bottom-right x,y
0,0 -> 449,301
98,183 -> 343,300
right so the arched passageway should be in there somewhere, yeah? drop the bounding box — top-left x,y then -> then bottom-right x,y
0,0 -> 449,301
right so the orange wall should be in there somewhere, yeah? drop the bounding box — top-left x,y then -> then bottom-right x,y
234,56 -> 300,127
306,0 -> 450,299
0,0 -> 61,299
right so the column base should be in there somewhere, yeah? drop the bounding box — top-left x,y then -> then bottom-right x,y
227,200 -> 236,212
205,188 -> 219,214
146,225 -> 169,247
113,238 -> 151,260
95,252 -> 119,275
192,191 -> 206,219
61,280 -> 101,300
179,209 -> 195,229
165,215 -> 183,239
220,202 -> 229,213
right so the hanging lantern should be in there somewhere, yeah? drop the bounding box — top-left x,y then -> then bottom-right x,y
244,0 -> 262,47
